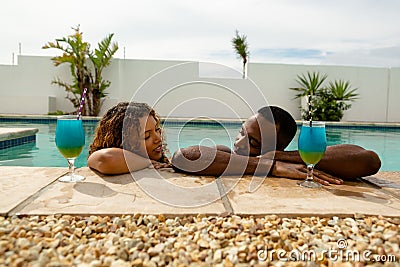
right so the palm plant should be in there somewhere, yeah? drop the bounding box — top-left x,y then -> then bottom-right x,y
89,33 -> 119,116
43,25 -> 118,116
290,71 -> 328,120
43,26 -> 89,112
311,79 -> 359,121
327,80 -> 359,102
290,71 -> 328,98
232,30 -> 249,79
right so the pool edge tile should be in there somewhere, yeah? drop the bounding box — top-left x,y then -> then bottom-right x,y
0,166 -> 66,216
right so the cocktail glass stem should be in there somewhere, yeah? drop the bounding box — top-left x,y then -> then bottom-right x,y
68,158 -> 76,177
59,157 -> 84,182
306,164 -> 314,182
297,164 -> 322,188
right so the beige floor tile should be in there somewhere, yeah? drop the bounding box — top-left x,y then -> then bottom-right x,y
14,167 -> 227,216
3,166 -> 400,217
0,166 -> 66,215
222,173 -> 400,217
362,171 -> 400,199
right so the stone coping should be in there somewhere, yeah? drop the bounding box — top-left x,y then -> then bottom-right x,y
0,128 -> 38,149
320,121 -> 400,128
0,114 -> 100,121
1,114 -> 400,127
0,128 -> 38,142
1,166 -> 399,218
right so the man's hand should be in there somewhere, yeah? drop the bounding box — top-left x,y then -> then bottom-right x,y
271,161 -> 343,185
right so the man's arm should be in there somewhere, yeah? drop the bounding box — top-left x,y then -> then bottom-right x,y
215,145 -> 232,153
88,148 -> 151,175
172,146 -> 272,176
271,144 -> 381,179
171,146 -> 343,185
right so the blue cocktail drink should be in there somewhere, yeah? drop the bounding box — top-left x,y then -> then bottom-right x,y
298,126 -> 326,164
55,116 -> 85,182
297,121 -> 327,188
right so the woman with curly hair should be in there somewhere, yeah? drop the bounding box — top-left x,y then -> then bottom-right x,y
88,102 -> 170,175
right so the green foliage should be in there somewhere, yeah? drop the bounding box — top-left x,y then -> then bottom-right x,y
232,30 -> 249,79
47,110 -> 66,116
327,80 -> 359,102
290,71 -> 328,98
43,25 -> 118,116
302,89 -> 351,121
290,71 -> 359,121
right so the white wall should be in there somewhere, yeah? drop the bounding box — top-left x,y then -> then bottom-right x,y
388,68 -> 400,122
248,63 -> 392,122
0,55 -> 399,122
0,56 -> 73,114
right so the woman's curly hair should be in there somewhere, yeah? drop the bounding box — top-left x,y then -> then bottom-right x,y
89,102 -> 169,163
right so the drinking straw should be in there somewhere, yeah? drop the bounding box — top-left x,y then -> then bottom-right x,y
308,93 -> 313,127
76,87 -> 88,120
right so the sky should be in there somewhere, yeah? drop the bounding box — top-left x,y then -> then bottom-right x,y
2,0 -> 400,71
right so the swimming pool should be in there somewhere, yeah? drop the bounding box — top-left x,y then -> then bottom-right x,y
0,119 -> 399,171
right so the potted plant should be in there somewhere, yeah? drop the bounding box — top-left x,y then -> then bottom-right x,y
290,72 -> 359,121
290,71 -> 328,119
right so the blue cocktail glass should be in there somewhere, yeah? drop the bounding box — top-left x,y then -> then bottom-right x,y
297,121 -> 327,188
55,115 -> 85,182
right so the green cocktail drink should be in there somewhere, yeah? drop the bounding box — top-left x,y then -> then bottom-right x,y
55,116 -> 85,182
297,121 -> 327,188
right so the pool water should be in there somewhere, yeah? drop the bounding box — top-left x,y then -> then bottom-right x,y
0,122 -> 96,168
0,121 -> 399,171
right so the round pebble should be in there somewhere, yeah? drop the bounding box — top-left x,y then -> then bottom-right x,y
0,214 -> 398,266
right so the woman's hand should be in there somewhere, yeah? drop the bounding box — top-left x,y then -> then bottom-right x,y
150,160 -> 172,169
271,161 -> 343,186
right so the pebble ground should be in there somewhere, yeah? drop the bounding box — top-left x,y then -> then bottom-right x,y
0,214 -> 399,266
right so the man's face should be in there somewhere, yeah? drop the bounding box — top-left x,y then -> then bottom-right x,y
233,114 -> 277,156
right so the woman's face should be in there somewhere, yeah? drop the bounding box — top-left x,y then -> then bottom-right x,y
136,115 -> 163,160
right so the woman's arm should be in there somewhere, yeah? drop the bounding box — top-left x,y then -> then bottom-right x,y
269,144 -> 381,179
88,148 -> 151,175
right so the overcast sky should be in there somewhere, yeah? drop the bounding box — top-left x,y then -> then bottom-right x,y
2,0 -> 400,70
